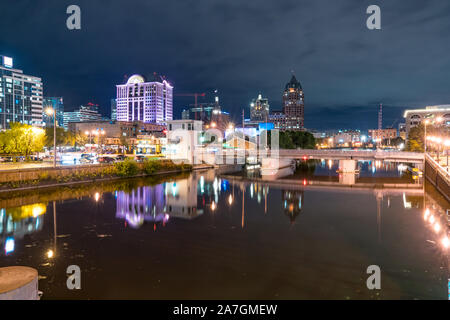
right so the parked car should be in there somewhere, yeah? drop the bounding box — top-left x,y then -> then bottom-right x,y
98,156 -> 115,164
135,155 -> 147,162
80,157 -> 94,164
115,155 -> 127,162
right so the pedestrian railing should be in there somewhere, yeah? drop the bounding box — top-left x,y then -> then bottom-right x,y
425,153 -> 450,179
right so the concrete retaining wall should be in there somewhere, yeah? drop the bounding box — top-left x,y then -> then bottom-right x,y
424,154 -> 450,202
0,164 -> 114,183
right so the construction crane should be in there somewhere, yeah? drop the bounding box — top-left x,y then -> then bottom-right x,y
174,93 -> 206,108
174,93 -> 206,120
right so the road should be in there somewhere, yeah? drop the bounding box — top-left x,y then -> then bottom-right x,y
0,162 -> 83,171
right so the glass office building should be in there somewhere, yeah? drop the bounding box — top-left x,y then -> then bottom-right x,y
0,55 -> 43,129
43,97 -> 64,127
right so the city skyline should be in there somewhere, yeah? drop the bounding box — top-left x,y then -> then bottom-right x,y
1,1 -> 450,130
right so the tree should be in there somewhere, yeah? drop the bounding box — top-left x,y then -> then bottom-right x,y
406,124 -> 424,152
45,127 -> 76,148
2,123 -> 45,159
383,136 -> 404,147
22,126 -> 45,158
279,131 -> 316,149
119,136 -> 129,154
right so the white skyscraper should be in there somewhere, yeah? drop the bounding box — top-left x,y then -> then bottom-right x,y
116,73 -> 173,124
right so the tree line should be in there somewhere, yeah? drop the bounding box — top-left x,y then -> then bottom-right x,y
0,122 -> 86,159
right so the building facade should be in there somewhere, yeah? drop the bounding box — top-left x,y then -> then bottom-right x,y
116,74 -> 173,124
111,98 -> 117,121
250,93 -> 269,122
63,103 -> 102,129
166,120 -> 202,164
269,111 -> 286,130
282,75 -> 304,130
0,55 -> 43,129
403,105 -> 450,136
43,97 -> 64,127
368,128 -> 397,142
68,120 -> 166,143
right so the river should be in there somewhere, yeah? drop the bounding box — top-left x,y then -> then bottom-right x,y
0,159 -> 449,299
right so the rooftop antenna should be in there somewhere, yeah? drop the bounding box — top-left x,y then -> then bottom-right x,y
378,103 -> 383,131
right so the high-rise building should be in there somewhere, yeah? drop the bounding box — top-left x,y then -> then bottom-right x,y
63,102 -> 102,129
0,55 -> 43,129
43,97 -> 64,127
250,93 -> 269,122
282,74 -> 304,130
116,73 -> 173,124
111,98 -> 117,121
181,90 -> 230,132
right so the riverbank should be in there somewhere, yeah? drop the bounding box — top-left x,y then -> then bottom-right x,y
0,160 -> 213,193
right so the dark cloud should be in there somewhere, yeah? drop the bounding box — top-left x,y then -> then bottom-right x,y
1,0 -> 450,130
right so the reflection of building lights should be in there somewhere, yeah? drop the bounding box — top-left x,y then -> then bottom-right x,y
172,183 -> 178,197
433,222 -> 441,233
441,236 -> 449,249
228,195 -> 233,205
211,202 -> 216,211
5,237 -> 14,254
47,249 -> 54,259
94,192 -> 100,202
424,208 -> 430,221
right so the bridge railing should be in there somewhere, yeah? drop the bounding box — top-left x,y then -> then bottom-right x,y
277,149 -> 424,160
425,153 -> 450,178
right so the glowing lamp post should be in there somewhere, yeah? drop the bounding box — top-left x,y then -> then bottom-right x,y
424,119 -> 430,153
46,107 -> 57,168
445,139 -> 450,171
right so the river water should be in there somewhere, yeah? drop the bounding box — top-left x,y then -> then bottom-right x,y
0,160 -> 449,299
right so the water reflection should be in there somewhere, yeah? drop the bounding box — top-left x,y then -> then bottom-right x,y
282,190 -> 303,223
0,165 -> 448,299
1,203 -> 46,256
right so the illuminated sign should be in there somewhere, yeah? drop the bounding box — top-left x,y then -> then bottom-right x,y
2,56 -> 13,68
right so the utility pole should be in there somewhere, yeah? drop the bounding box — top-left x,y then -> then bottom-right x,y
53,112 -> 56,168
242,109 -> 246,164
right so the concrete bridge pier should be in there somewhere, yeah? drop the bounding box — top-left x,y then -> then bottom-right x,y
338,160 -> 357,185
338,159 -> 357,173
0,266 -> 40,300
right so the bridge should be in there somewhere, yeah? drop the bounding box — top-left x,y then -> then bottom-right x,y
275,149 -> 424,163
198,149 -> 425,166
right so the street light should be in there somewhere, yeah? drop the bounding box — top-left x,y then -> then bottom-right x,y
424,119 -> 430,153
45,107 -> 56,168
444,139 -> 450,171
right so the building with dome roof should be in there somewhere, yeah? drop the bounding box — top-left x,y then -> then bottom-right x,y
282,74 -> 305,130
116,73 -> 173,124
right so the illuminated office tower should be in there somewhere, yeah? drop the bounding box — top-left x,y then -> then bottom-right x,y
282,74 -> 304,130
43,97 -> 64,127
0,55 -> 43,129
116,73 -> 173,124
250,93 -> 269,122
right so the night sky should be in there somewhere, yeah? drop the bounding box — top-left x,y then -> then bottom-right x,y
1,0 -> 450,131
